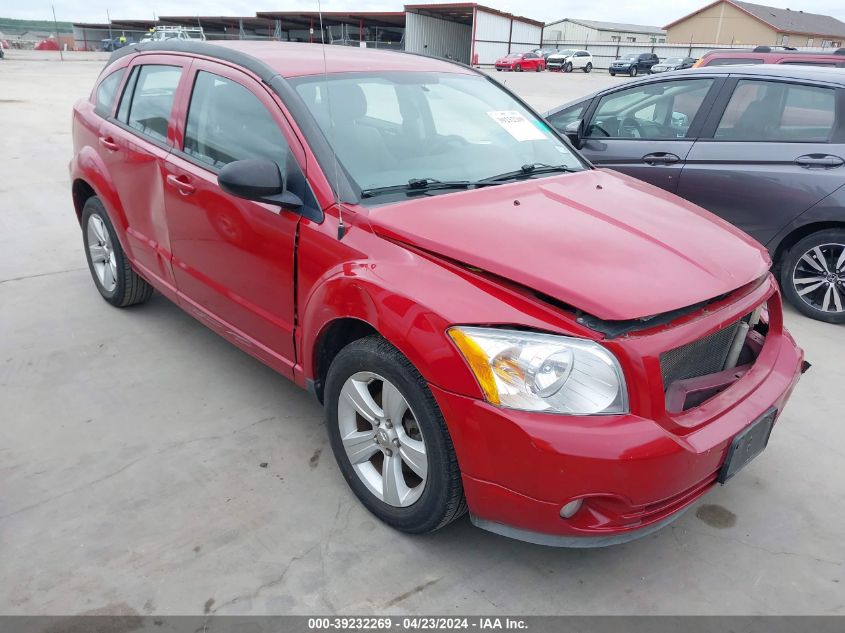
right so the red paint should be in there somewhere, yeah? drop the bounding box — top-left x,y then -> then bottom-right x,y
493,51 -> 545,72
70,43 -> 804,543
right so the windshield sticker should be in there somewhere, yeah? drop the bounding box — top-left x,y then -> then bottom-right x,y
487,111 -> 547,142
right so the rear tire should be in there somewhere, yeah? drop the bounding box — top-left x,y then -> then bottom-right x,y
779,229 -> 845,324
583,62 -> 593,73
535,64 -> 542,72
325,335 -> 467,533
81,197 -> 153,308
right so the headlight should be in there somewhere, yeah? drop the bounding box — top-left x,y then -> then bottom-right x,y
448,327 -> 628,415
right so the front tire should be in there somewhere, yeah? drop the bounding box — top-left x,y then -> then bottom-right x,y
779,229 -> 845,324
81,197 -> 153,307
514,64 -> 522,72
564,62 -> 573,73
583,62 -> 593,73
325,335 -> 467,533
629,66 -> 638,77
609,72 -> 616,77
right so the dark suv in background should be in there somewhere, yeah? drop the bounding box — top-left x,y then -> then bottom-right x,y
609,53 -> 659,77
547,65 -> 845,323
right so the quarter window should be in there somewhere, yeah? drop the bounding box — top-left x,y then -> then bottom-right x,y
587,79 -> 714,139
124,65 -> 182,143
184,71 -> 289,169
94,68 -> 125,118
715,80 -> 837,142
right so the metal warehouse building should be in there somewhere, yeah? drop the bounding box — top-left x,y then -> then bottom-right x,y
404,3 -> 543,64
72,2 -> 544,66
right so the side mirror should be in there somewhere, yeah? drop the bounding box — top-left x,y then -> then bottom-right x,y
564,119 -> 585,149
218,158 -> 303,211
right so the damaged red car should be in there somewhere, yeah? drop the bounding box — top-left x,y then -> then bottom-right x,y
69,41 -> 804,546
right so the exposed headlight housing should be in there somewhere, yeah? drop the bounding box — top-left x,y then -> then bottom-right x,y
448,327 -> 628,415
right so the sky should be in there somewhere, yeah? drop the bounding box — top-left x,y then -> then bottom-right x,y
3,0 -> 844,28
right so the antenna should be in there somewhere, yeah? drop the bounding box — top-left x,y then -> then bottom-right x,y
317,0 -> 346,240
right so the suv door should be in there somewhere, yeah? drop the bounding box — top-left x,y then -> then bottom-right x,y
570,77 -> 722,191
677,76 -> 845,246
99,56 -> 189,290
163,59 -> 316,375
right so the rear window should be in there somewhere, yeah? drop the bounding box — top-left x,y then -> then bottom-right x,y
704,57 -> 764,66
94,69 -> 125,118
715,80 -> 837,142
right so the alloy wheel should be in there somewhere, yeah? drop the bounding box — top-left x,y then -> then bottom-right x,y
337,371 -> 428,507
87,213 -> 118,292
792,243 -> 845,314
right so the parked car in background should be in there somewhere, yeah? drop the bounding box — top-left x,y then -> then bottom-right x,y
494,51 -> 545,71
651,57 -> 696,73
609,52 -> 659,77
70,41 -> 804,547
547,49 -> 593,73
546,65 -> 845,323
695,46 -> 845,68
532,48 -> 560,61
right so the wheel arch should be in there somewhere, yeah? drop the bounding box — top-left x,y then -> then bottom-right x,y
311,316 -> 379,403
770,220 -> 845,274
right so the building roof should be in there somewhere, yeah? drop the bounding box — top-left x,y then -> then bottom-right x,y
665,1 -> 845,38
405,3 -> 544,28
546,18 -> 666,35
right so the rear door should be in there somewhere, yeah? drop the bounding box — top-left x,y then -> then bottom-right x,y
677,76 -> 845,246
98,56 -> 190,291
575,76 -> 722,192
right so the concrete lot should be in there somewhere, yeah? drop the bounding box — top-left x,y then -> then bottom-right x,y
1,51 -> 843,616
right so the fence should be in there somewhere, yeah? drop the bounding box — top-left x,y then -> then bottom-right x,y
539,40 -> 841,70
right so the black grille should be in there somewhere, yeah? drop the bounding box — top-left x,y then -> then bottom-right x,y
659,320 -> 742,389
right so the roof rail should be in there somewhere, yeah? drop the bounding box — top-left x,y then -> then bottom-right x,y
752,45 -> 797,52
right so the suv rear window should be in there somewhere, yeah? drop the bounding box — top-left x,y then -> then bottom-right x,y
704,57 -> 764,66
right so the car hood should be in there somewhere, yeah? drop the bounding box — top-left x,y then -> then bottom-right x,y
365,170 -> 769,322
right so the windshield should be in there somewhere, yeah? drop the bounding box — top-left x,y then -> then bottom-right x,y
505,53 -> 522,59
665,57 -> 684,64
292,72 -> 585,196
554,50 -> 576,56
621,54 -> 638,61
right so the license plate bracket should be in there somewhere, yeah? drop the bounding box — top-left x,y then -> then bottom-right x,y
718,407 -> 777,484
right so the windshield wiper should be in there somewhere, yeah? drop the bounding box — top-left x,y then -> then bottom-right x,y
360,177 -> 497,199
479,163 -> 579,184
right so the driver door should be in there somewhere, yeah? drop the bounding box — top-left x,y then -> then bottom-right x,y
579,77 -> 722,192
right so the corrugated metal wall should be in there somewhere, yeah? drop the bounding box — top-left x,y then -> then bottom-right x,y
404,12 -> 471,63
473,9 -> 541,64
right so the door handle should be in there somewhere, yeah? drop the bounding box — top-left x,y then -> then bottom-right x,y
166,174 -> 196,196
642,152 -> 680,165
98,136 -> 119,152
795,154 -> 844,168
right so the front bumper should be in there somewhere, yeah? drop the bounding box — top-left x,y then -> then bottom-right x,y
432,279 -> 803,546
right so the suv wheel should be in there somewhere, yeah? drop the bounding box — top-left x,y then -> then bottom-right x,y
583,62 -> 592,73
780,229 -> 845,324
629,66 -> 638,77
564,62 -> 573,73
82,197 -> 153,307
325,335 -> 467,533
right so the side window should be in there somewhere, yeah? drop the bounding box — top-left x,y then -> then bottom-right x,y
587,79 -> 714,139
547,102 -> 588,132
715,80 -> 837,142
94,68 -> 125,118
124,65 -> 182,143
184,71 -> 290,170
704,57 -> 764,66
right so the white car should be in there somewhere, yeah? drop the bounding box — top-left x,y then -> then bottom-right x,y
546,49 -> 593,73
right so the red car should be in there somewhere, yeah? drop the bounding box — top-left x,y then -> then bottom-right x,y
70,41 -> 804,546
494,51 -> 545,72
